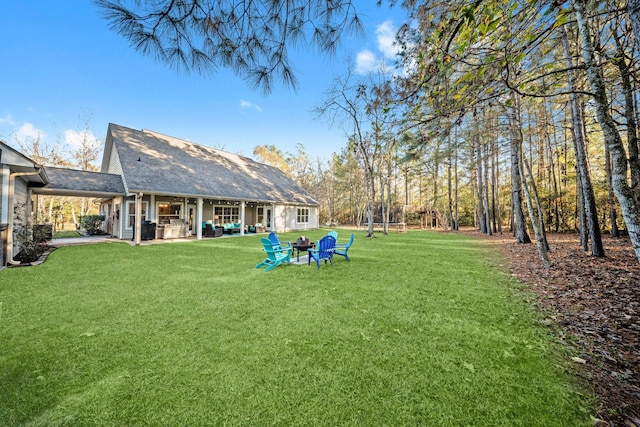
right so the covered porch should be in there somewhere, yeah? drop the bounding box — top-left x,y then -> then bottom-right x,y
111,193 -> 275,244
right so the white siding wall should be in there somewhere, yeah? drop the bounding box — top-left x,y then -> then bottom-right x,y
274,205 -> 319,232
107,146 -> 124,175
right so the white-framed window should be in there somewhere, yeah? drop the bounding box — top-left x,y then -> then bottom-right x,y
297,207 -> 309,224
214,206 -> 240,224
126,200 -> 148,229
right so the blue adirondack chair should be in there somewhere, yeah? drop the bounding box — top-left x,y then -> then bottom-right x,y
256,238 -> 292,271
267,231 -> 291,251
328,231 -> 338,240
334,233 -> 354,261
308,235 -> 336,269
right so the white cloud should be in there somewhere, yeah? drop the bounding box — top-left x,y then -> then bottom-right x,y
376,20 -> 400,59
64,129 -> 98,149
354,20 -> 400,75
0,114 -> 18,126
356,49 -> 377,74
240,99 -> 263,112
16,122 -> 45,143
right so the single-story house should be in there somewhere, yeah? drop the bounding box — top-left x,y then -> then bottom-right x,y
1,123 -> 320,266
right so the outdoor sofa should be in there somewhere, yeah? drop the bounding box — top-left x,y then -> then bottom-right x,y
222,223 -> 241,234
247,223 -> 266,233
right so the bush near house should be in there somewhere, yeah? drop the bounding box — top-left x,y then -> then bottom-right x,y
80,215 -> 105,235
14,223 -> 48,263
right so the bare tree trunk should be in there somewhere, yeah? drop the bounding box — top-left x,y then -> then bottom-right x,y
476,131 -> 486,234
605,145 -> 620,237
470,139 -> 479,230
491,137 -> 499,233
483,140 -> 492,235
71,203 -> 78,232
508,99 -> 531,244
432,136 -> 440,229
447,153 -> 454,231
386,158 -> 392,229
520,156 -> 552,268
575,1 -> 640,262
446,123 -> 455,231
367,169 -> 375,237
380,174 -> 387,235
576,165 -> 589,251
613,28 -> 640,204
560,24 -> 605,257
454,139 -> 459,231
544,101 -> 561,232
524,159 -> 550,251
627,0 -> 640,51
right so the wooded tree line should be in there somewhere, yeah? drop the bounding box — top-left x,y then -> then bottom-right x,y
388,0 -> 640,265
259,0 -> 640,266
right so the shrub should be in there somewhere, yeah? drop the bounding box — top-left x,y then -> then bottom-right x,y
14,223 -> 47,263
80,215 -> 106,235
12,202 -> 47,263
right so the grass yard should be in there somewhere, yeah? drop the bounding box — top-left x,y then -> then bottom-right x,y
51,230 -> 82,239
0,230 -> 591,426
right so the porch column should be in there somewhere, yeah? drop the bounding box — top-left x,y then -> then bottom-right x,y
196,197 -> 203,240
33,193 -> 39,224
271,203 -> 276,232
183,198 -> 187,221
240,201 -> 245,235
1,166 -> 9,224
149,194 -> 156,223
134,192 -> 143,246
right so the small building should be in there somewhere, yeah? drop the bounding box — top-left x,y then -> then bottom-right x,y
1,123 -> 320,265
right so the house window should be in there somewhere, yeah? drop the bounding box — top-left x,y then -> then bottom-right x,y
297,208 -> 309,224
214,206 -> 240,224
126,201 -> 148,229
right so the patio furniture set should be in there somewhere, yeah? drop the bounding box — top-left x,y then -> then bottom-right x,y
200,222 -> 267,238
255,231 -> 355,272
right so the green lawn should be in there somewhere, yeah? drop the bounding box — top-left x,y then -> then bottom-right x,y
0,230 -> 591,426
51,230 -> 82,239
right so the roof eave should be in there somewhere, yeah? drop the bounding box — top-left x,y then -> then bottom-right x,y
126,188 -> 318,206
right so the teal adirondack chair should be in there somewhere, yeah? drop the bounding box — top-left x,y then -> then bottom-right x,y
328,231 -> 338,240
334,233 -> 354,261
256,238 -> 292,271
267,231 -> 291,251
308,235 -> 336,269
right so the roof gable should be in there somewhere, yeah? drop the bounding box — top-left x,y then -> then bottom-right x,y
0,141 -> 48,184
106,124 -> 318,205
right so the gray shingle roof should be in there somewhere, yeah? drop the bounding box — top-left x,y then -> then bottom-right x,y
37,167 -> 125,196
108,123 -> 319,206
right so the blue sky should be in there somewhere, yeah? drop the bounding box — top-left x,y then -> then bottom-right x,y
0,1 -> 406,165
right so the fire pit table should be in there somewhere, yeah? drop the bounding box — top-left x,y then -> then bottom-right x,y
292,238 -> 315,262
